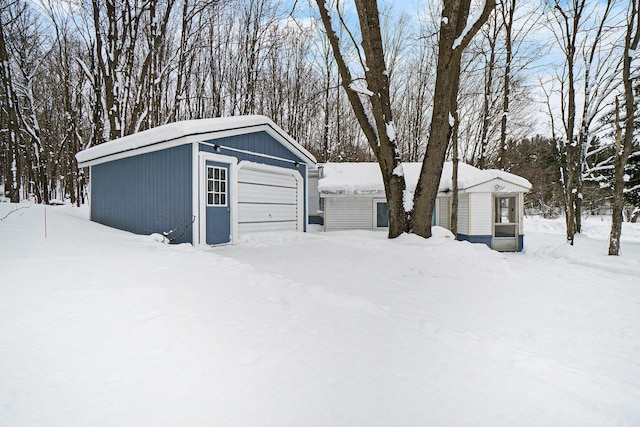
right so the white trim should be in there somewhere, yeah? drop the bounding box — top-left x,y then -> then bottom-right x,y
372,198 -> 388,229
304,166 -> 309,232
464,177 -> 531,193
198,152 -> 238,246
199,141 -> 302,166
88,165 -> 93,221
320,191 -> 386,199
77,123 -> 316,168
191,143 -> 199,246
320,190 -> 454,199
237,160 -> 304,233
79,138 -> 194,168
467,193 -> 472,235
491,193 -> 519,251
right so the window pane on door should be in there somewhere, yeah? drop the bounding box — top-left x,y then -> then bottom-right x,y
207,165 -> 228,206
495,197 -> 516,223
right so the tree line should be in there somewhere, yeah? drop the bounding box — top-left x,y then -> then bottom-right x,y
1,0 -> 639,251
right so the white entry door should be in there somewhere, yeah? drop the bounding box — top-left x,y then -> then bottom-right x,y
237,162 -> 303,235
493,195 -> 518,251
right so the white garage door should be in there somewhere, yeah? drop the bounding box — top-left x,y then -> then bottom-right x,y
237,163 -> 302,235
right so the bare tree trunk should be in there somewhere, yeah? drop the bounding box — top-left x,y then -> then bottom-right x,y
0,17 -> 21,203
450,106 -> 459,238
322,46 -> 331,163
103,0 -> 120,139
609,0 -> 639,256
498,0 -> 515,171
91,0 -> 107,144
575,0 -> 615,234
478,12 -> 499,170
413,0 -> 495,238
553,0 -> 585,245
610,98 -> 625,255
48,1 -> 85,205
315,0 -> 408,238
565,43 -> 578,245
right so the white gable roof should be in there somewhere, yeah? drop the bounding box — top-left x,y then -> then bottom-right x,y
318,162 -> 531,194
76,115 -> 317,167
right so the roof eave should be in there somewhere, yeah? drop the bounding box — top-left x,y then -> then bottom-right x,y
76,117 -> 317,168
462,176 -> 532,192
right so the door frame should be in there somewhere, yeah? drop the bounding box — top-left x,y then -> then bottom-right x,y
198,152 -> 238,246
492,193 -> 519,251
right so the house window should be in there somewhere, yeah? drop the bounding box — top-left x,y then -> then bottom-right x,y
207,166 -> 227,206
494,196 -> 516,237
376,201 -> 389,228
374,200 -> 437,228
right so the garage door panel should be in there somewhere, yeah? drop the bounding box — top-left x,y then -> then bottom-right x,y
237,164 -> 302,236
238,182 -> 298,204
238,203 -> 297,223
239,169 -> 297,188
239,221 -> 297,234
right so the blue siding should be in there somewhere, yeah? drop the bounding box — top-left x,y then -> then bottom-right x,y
201,131 -> 302,163
91,144 -> 193,244
457,233 -> 525,252
457,234 -> 493,249
199,131 -> 309,231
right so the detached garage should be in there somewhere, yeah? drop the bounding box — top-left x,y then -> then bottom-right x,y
76,115 -> 317,245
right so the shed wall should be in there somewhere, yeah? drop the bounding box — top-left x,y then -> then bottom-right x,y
91,144 -> 193,243
438,196 -> 450,229
469,193 -> 493,235
324,197 -> 373,230
457,193 -> 470,235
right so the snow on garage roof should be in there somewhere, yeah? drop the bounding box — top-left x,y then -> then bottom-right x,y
318,162 -> 532,194
76,115 -> 317,167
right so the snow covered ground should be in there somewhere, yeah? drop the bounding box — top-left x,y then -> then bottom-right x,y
1,202 -> 639,426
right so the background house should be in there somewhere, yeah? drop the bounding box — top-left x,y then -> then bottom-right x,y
76,115 -> 317,245
316,162 -> 532,251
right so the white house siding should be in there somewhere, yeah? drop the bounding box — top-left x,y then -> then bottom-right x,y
469,193 -> 493,235
457,193 -> 470,235
437,196 -> 450,229
324,197 -> 373,230
308,170 -> 320,215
